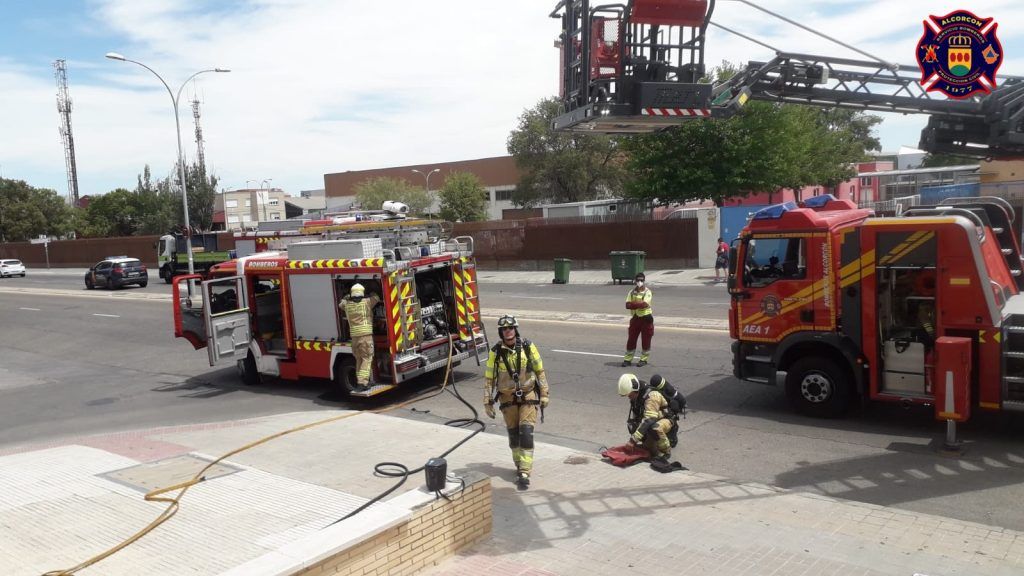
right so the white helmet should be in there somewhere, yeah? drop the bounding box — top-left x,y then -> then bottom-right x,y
617,373 -> 641,396
350,283 -> 365,297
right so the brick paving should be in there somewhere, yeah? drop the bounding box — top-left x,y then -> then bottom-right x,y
0,411 -> 1022,575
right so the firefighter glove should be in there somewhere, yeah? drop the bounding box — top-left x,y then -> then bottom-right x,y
484,403 -> 496,419
631,430 -> 645,444
540,397 -> 549,409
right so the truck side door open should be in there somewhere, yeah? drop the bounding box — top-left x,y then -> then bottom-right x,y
203,276 -> 251,366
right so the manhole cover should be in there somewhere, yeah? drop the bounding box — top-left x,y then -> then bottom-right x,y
101,454 -> 241,493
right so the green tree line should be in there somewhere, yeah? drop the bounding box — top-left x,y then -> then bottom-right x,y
0,162 -> 217,242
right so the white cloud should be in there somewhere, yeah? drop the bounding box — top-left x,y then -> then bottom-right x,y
1,0 -> 1020,197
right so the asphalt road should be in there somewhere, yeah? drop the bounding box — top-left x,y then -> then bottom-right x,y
3,269 -> 732,319
2,285 -> 1024,532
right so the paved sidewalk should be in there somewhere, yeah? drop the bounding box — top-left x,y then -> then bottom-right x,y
2,410 -> 1022,576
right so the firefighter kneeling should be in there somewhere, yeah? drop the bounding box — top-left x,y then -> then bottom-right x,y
484,315 -> 549,488
618,373 -> 685,472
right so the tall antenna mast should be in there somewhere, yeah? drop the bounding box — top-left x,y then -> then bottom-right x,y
54,59 -> 80,205
192,96 -> 206,175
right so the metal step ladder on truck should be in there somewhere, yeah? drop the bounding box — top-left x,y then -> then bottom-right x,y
157,232 -> 233,284
170,204 -> 489,397
727,195 -> 1024,427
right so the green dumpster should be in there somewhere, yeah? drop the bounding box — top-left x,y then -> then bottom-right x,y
610,251 -> 646,284
553,258 -> 572,284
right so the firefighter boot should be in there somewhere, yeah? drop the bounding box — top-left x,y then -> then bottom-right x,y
637,350 -> 650,368
622,350 -> 635,367
516,471 -> 530,488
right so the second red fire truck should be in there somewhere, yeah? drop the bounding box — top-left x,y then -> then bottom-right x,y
172,210 -> 488,397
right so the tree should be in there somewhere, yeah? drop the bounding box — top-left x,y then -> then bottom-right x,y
622,99 -> 882,206
438,172 -> 488,222
506,97 -> 626,207
353,177 -> 432,215
920,152 -> 973,168
0,178 -> 76,242
134,165 -> 178,235
82,188 -> 141,237
179,162 -> 218,231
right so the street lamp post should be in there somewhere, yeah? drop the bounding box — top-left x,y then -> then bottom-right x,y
106,52 -> 229,275
411,168 -> 440,216
261,179 -> 273,222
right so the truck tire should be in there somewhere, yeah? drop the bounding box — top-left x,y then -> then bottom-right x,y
163,265 -> 173,284
334,356 -> 358,394
785,357 -> 851,418
238,351 -> 260,386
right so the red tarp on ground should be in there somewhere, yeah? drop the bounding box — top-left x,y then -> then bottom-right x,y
601,443 -> 651,467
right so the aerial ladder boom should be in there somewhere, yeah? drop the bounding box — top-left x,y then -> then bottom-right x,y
550,0 -> 1024,157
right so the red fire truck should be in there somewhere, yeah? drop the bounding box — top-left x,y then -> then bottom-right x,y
727,195 -> 1024,422
171,213 -> 488,397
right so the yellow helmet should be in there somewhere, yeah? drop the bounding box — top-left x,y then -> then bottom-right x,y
618,373 -> 641,396
350,283 -> 365,297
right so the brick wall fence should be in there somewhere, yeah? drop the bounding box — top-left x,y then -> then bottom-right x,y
453,217 -> 698,269
0,219 -> 697,270
0,233 -> 237,268
293,474 -> 492,576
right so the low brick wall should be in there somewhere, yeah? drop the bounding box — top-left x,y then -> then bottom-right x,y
293,474 -> 492,576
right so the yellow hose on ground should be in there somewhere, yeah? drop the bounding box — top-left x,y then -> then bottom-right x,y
43,337 -> 459,576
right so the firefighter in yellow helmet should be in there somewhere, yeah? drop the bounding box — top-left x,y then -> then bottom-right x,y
484,314 -> 550,488
339,283 -> 381,391
618,373 -> 675,467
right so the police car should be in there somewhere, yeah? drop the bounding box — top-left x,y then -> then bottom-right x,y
85,256 -> 149,289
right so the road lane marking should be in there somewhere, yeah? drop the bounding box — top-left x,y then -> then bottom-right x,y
507,295 -> 565,300
550,349 -> 621,358
19,307 -> 41,311
92,313 -> 121,318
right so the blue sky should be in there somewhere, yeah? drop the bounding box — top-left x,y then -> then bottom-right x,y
1,1 -> 1022,201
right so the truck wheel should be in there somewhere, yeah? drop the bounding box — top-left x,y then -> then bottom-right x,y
163,265 -> 173,284
238,351 -> 260,386
785,357 -> 851,418
334,356 -> 358,394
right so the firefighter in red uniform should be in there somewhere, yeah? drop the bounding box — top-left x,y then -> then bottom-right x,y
339,283 -> 381,391
484,315 -> 550,488
623,272 -> 654,367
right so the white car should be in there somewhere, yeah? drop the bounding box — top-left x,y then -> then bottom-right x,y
0,259 -> 26,277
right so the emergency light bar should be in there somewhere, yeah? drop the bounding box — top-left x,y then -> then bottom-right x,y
752,202 -> 797,220
801,194 -> 838,209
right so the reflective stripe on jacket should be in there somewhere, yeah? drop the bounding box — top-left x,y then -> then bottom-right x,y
484,340 -> 549,404
340,294 -> 380,337
626,288 -> 653,318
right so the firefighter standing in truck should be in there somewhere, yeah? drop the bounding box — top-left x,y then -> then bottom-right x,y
339,283 -> 381,391
483,315 -> 550,487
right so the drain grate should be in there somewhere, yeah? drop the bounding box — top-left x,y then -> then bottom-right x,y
101,454 -> 241,493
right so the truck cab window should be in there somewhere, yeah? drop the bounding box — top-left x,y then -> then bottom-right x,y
744,237 -> 806,287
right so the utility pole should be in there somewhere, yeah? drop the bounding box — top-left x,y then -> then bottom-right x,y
192,97 -> 206,176
54,59 -> 80,206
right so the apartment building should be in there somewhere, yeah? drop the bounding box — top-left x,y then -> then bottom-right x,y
216,188 -> 287,230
